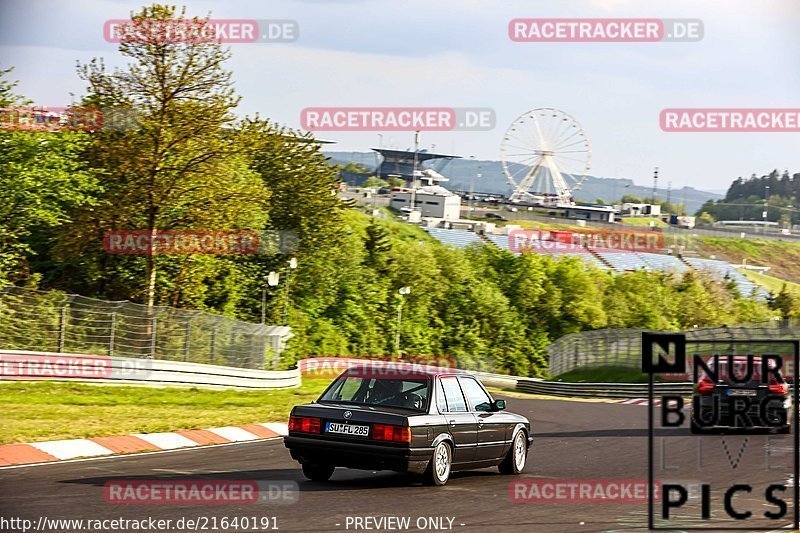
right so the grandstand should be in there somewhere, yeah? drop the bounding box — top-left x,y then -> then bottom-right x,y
423,227 -> 768,299
683,257 -> 766,298
424,227 -> 484,248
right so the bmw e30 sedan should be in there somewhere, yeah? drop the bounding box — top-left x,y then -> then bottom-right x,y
284,364 -> 532,485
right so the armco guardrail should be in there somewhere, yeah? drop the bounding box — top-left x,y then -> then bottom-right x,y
0,350 -> 686,397
0,350 -> 300,389
515,378 -> 693,398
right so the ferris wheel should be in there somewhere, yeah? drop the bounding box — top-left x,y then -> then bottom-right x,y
500,108 -> 591,205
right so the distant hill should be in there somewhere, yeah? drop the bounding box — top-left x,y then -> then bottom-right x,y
325,151 -> 722,213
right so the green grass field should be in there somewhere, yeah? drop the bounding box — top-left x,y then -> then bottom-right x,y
739,268 -> 800,296
0,379 -> 331,445
619,217 -> 668,228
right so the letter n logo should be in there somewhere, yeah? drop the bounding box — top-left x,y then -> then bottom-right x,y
642,333 -> 686,374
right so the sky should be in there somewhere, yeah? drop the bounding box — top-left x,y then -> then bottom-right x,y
0,0 -> 798,191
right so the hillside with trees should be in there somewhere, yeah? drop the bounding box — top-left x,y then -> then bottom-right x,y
697,169 -> 800,226
0,5 -> 777,377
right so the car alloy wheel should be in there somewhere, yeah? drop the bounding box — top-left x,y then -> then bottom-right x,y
425,441 -> 451,486
513,432 -> 526,471
500,430 -> 527,474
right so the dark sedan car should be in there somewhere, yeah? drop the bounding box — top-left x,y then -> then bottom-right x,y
692,355 -> 791,434
284,365 -> 533,485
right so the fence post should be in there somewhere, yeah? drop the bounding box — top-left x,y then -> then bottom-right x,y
109,310 -> 117,356
183,312 -> 199,362
58,295 -> 75,353
149,307 -> 164,358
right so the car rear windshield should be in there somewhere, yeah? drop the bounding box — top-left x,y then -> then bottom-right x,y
319,376 -> 430,411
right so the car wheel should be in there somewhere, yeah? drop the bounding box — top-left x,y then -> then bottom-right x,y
301,463 -> 335,482
499,430 -> 527,475
424,441 -> 452,486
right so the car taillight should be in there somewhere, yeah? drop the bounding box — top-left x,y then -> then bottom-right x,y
289,415 -> 321,434
696,376 -> 715,394
372,424 -> 412,443
768,378 -> 789,395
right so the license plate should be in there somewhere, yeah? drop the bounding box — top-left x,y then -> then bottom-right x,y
325,422 -> 369,436
727,389 -> 757,396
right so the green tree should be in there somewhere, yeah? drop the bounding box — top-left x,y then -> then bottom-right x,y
770,285 -> 800,319
362,176 -> 389,188
70,4 -> 269,308
0,69 -> 99,285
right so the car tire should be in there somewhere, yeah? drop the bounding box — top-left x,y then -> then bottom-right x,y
424,441 -> 452,486
301,463 -> 335,482
499,430 -> 527,475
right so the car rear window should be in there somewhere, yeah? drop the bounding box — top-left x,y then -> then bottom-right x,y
319,376 -> 430,411
440,376 -> 468,412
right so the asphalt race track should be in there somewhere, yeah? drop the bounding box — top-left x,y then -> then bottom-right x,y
1,396 -> 795,533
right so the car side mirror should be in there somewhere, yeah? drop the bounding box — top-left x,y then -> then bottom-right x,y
491,399 -> 506,411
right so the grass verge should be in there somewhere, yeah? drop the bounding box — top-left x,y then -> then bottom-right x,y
739,268 -> 800,296
0,379 -> 330,445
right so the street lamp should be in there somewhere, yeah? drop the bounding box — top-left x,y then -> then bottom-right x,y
262,271 -> 280,324
763,185 -> 770,233
395,286 -> 411,355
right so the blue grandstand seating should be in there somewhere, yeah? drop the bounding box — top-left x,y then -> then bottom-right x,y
683,257 -> 767,299
423,228 -> 767,299
424,228 -> 484,249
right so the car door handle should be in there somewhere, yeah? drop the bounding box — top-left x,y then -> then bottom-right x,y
449,420 -> 457,426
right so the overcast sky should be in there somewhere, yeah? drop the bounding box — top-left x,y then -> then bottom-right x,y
0,0 -> 798,190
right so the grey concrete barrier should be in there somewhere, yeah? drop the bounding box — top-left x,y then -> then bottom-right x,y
0,349 -> 300,389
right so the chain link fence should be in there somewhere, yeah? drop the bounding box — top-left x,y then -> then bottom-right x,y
547,319 -> 800,376
0,286 -> 292,369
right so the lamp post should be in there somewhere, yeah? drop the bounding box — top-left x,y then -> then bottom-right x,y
376,134 -> 384,179
262,271 -> 280,324
763,185 -> 770,234
283,257 -> 298,325
395,286 -> 411,356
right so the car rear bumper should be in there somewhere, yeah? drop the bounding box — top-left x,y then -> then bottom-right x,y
284,435 -> 432,475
